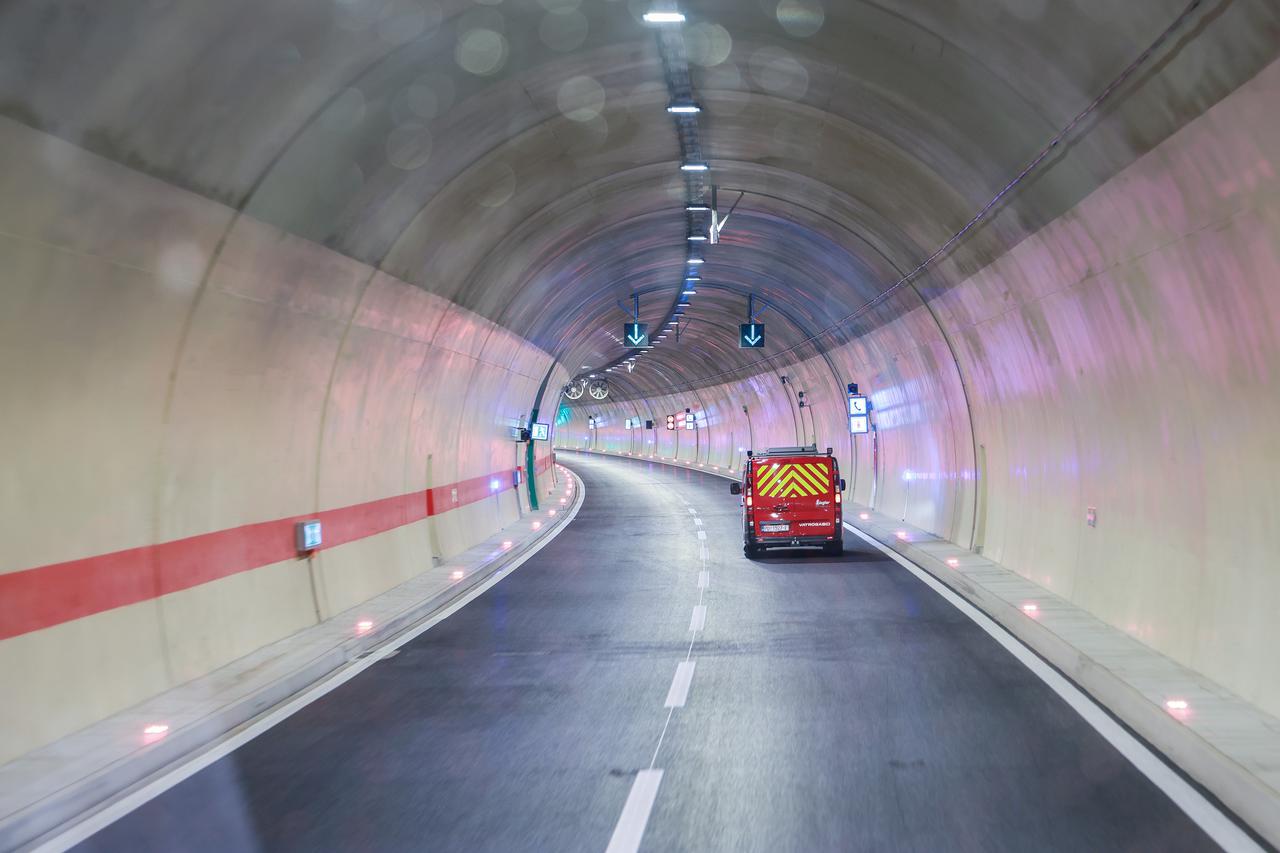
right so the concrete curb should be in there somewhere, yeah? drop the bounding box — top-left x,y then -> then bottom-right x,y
563,448 -> 1280,850
0,468 -> 585,853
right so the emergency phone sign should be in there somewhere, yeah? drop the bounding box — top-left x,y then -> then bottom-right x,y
848,394 -> 869,434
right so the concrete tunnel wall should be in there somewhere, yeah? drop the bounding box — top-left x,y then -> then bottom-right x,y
0,117 -> 567,764
559,56 -> 1280,721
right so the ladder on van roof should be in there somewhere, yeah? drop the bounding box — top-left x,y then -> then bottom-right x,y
749,445 -> 831,458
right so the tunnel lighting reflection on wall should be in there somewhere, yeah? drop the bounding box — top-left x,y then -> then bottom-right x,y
143,723 -> 169,737
356,620 -> 374,634
1166,699 -> 1189,711
688,257 -> 704,264
667,103 -> 700,114
681,163 -> 709,172
946,557 -> 960,567
895,530 -> 908,540
450,570 -> 464,581
532,521 -> 542,530
643,11 -> 685,23
1021,603 -> 1039,614
687,234 -> 707,241
686,204 -> 710,212
858,512 -> 870,520
501,540 -> 513,550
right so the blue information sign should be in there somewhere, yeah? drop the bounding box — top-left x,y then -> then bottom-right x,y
739,323 -> 765,348
848,394 -> 869,434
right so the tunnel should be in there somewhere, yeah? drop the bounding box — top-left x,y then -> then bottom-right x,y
1,0 -> 1279,850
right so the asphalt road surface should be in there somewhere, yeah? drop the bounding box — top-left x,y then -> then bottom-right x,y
75,452 -> 1224,852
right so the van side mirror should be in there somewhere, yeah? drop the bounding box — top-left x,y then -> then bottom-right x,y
729,482 -> 742,495
839,479 -> 846,492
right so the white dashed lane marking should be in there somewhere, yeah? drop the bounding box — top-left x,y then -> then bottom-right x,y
607,469 -> 712,853
664,661 -> 697,708
605,769 -> 664,853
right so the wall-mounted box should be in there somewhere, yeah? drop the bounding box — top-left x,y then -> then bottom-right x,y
295,520 -> 322,552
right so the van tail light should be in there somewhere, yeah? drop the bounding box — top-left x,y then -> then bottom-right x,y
835,491 -> 841,504
746,495 -> 753,508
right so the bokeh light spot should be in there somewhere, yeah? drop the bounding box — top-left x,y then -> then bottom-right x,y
456,28 -> 508,75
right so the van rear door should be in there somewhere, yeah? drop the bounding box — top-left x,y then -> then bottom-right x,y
751,456 -> 837,540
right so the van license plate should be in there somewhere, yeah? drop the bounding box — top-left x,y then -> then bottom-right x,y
760,523 -> 790,533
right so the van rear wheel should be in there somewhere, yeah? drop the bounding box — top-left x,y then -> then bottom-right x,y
744,541 -> 759,558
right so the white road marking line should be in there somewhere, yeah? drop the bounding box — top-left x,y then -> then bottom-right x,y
605,769 -> 664,853
693,517 -> 703,527
699,545 -> 708,562
688,605 -> 706,632
33,476 -> 590,853
687,507 -> 697,514
843,521 -> 1263,853
698,571 -> 709,589
664,660 -> 696,708
696,530 -> 706,541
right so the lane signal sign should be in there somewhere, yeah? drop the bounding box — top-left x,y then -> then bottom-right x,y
624,322 -> 649,348
666,414 -> 676,430
739,323 -> 765,348
684,411 -> 696,430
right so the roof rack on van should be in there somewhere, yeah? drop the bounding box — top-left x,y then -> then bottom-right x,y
758,445 -> 820,457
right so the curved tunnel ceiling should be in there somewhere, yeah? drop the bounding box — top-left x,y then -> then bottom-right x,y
3,0 -> 1277,400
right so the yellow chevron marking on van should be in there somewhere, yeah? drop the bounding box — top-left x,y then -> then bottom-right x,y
755,464 -> 783,491
757,464 -> 825,498
794,464 -> 828,492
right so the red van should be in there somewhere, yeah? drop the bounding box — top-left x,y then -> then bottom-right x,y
730,446 -> 846,557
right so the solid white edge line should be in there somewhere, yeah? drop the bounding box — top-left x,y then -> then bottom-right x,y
664,661 -> 696,709
34,473 -> 590,853
842,521 -> 1262,853
689,605 -> 706,633
605,769 -> 664,853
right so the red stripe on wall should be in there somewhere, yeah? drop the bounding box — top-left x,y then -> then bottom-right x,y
0,453 -> 556,641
